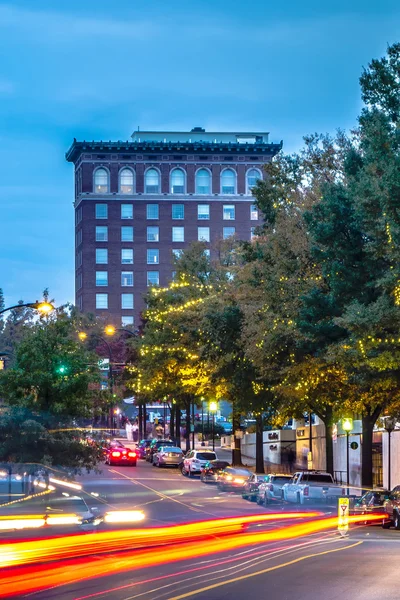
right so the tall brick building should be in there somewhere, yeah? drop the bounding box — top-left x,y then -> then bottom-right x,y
66,128 -> 282,326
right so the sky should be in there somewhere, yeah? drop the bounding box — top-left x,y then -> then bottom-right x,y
0,0 -> 399,308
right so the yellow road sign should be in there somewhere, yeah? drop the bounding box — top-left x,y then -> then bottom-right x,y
338,496 -> 349,536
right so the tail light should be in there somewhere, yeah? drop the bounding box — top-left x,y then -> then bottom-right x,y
303,486 -> 309,497
128,452 -> 137,458
111,451 -> 121,457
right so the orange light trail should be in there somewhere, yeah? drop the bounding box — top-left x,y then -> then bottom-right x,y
0,513 -> 382,598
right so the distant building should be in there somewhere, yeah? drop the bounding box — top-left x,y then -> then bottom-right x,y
66,128 -> 282,326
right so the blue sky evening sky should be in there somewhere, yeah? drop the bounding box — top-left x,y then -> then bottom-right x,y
0,0 -> 399,308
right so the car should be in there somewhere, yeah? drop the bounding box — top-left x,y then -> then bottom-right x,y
147,439 -> 176,463
153,446 -> 183,467
382,486 -> 400,529
352,488 -> 389,521
137,439 -> 152,459
256,474 -> 293,506
182,450 -> 218,476
105,443 -> 137,466
44,495 -> 103,529
217,467 -> 252,492
242,474 -> 272,501
200,460 -> 230,483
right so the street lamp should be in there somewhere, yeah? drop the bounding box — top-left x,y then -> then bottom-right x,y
0,301 -> 54,316
383,416 -> 396,491
342,418 -> 354,495
104,325 -> 139,338
200,397 -> 205,446
209,401 -> 218,451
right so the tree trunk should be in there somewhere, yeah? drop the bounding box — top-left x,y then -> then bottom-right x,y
325,422 -> 334,476
362,414 -> 375,489
232,409 -> 242,466
185,400 -> 191,453
175,407 -> 181,448
170,405 -> 175,440
142,402 -> 147,439
255,414 -> 264,473
138,404 -> 143,440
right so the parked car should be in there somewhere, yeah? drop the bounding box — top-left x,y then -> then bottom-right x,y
382,486 -> 400,529
282,471 -> 345,504
181,450 -> 218,476
351,489 -> 389,521
256,474 -> 293,505
153,446 -> 183,468
241,474 -> 272,501
105,444 -> 137,466
137,439 -> 152,459
147,439 -> 176,463
217,467 -> 252,492
200,460 -> 230,483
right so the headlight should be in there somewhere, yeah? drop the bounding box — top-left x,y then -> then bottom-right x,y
234,478 -> 245,483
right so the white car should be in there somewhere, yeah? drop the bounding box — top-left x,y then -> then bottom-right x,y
181,450 -> 217,476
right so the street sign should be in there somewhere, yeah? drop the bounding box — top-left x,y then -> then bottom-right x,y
338,497 -> 350,536
350,441 -> 358,450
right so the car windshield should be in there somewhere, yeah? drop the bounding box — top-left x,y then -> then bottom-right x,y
196,452 -> 217,460
303,474 -> 333,483
160,447 -> 181,453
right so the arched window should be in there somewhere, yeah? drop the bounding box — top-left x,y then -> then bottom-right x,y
120,168 -> 134,194
94,168 -> 109,194
247,169 -> 262,193
196,169 -> 211,194
221,169 -> 236,195
171,169 -> 185,194
145,169 -> 160,194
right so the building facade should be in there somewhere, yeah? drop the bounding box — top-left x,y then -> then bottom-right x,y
66,128 -> 282,326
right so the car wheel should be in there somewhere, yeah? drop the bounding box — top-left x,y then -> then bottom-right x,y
382,518 -> 391,529
218,484 -> 225,492
264,494 -> 270,507
242,493 -> 248,500
181,466 -> 187,476
152,461 -> 157,467
394,511 -> 400,530
132,462 -> 137,467
188,468 -> 192,477
250,494 -> 256,502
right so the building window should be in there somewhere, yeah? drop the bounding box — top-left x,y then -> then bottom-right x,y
171,168 -> 185,194
96,248 -> 108,264
221,169 -> 236,194
121,226 -> 133,242
196,169 -> 211,194
76,229 -> 82,246
251,227 -> 257,240
147,204 -> 159,219
250,204 -> 258,220
122,316 -> 134,327
77,250 -> 82,267
147,249 -> 159,264
121,204 -> 133,219
95,204 -> 108,219
94,168 -> 109,194
119,168 -> 134,194
172,249 -> 183,259
147,226 -> 159,242
247,169 -> 262,193
96,226 -> 108,241
223,226 -> 236,239
121,249 -> 134,264
172,204 -> 184,219
198,227 -> 210,242
198,204 -> 210,220
75,207 -> 82,225
76,273 -> 82,290
147,271 -> 160,286
121,294 -> 134,309
145,168 -> 160,193
172,227 -> 184,242
96,271 -> 108,286
121,271 -> 134,286
96,293 -> 108,309
223,205 -> 235,220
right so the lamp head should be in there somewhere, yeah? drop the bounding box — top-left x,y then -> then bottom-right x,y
105,325 -> 116,336
78,332 -> 87,341
342,418 -> 353,432
35,302 -> 54,314
209,401 -> 218,412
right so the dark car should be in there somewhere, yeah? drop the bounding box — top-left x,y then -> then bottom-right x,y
381,486 -> 400,529
351,489 -> 389,522
147,439 -> 176,463
200,460 -> 230,483
242,474 -> 272,501
104,442 -> 137,466
137,439 -> 152,459
217,467 -> 252,492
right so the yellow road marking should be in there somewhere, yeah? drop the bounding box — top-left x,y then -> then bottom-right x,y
166,540 -> 363,600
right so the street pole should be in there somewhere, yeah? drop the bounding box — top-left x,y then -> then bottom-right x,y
346,431 -> 350,496
212,414 -> 215,451
388,430 -> 392,491
164,401 -> 167,438
8,465 -> 12,503
309,411 -> 312,468
201,399 -> 205,446
191,402 -> 195,448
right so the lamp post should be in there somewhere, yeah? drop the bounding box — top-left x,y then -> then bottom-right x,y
0,301 -> 54,316
201,397 -> 205,446
342,418 -> 354,495
162,397 -> 168,438
384,416 -> 396,491
209,401 -> 218,451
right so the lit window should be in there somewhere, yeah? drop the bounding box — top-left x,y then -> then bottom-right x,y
94,168 -> 109,194
121,249 -> 134,264
171,169 -> 185,194
96,248 -> 108,264
172,249 -> 183,259
121,226 -> 133,242
95,204 -> 108,219
198,227 -> 210,242
121,204 -> 133,219
147,204 -> 159,219
121,294 -> 134,309
96,271 -> 108,287
121,271 -> 133,286
120,168 -> 134,194
145,169 -> 160,194
172,227 -> 184,242
172,204 -> 184,219
96,226 -> 108,242
223,205 -> 235,220
196,169 -> 211,194
96,293 -> 108,309
147,271 -> 160,286
250,205 -> 258,220
247,169 -> 261,193
147,249 -> 159,264
223,227 -> 235,239
198,204 -> 210,220
221,169 -> 236,194
147,226 -> 159,242
122,316 -> 134,327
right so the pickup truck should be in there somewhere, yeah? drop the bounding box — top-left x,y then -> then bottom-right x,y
282,471 -> 345,504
